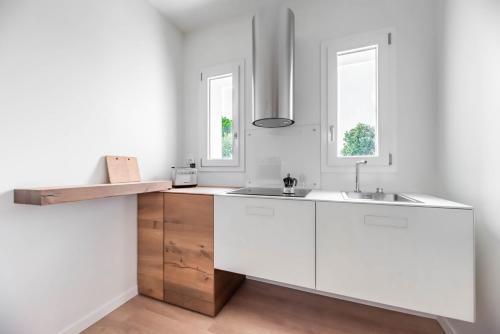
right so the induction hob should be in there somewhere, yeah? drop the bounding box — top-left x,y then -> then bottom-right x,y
227,187 -> 312,198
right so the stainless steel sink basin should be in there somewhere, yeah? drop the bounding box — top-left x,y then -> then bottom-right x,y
342,191 -> 421,203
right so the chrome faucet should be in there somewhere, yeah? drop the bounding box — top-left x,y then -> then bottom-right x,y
354,160 -> 368,192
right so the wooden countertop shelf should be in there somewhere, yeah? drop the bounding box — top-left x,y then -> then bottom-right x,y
14,181 -> 172,206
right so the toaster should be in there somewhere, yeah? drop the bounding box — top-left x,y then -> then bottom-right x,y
171,167 -> 198,188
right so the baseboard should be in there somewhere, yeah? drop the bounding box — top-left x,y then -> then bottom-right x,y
437,317 -> 458,334
57,285 -> 138,334
247,276 -> 437,319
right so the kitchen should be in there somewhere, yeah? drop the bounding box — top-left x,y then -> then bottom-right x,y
0,0 -> 498,334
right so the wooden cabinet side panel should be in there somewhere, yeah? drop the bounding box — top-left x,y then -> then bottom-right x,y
214,269 -> 245,314
138,192 -> 164,300
164,194 -> 215,314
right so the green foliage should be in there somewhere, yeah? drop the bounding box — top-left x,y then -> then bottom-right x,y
222,133 -> 233,158
222,117 -> 232,136
221,117 -> 233,158
341,123 -> 376,156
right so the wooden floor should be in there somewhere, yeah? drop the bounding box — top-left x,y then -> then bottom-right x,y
84,280 -> 444,334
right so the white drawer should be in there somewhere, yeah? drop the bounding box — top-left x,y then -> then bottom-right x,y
215,196 -> 315,289
316,202 -> 475,322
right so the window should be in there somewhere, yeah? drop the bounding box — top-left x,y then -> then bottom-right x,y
208,74 -> 233,160
321,29 -> 395,169
337,46 -> 378,157
200,61 -> 243,169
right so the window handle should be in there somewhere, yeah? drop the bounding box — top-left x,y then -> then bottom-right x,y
329,125 -> 335,142
234,132 -> 238,140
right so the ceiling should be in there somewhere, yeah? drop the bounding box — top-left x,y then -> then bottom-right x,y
148,0 -> 284,32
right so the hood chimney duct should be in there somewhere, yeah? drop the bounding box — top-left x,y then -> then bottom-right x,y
252,5 -> 295,128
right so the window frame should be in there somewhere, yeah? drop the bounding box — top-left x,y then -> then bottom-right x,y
199,61 -> 244,170
321,29 -> 396,171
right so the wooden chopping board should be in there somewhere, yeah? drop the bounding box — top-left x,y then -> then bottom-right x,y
106,156 -> 141,183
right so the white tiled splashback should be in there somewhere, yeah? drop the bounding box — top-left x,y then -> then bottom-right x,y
245,124 -> 321,189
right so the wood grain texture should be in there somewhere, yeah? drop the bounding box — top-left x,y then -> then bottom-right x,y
14,181 -> 171,205
83,280 -> 445,334
163,193 -> 244,316
106,156 -> 141,183
138,193 -> 164,300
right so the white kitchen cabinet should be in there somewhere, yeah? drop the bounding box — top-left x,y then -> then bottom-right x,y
316,202 -> 474,322
214,196 -> 315,289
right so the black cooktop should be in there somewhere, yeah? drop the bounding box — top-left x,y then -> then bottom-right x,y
227,187 -> 312,198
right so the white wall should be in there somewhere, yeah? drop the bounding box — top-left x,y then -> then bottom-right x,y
437,0 -> 500,333
0,0 -> 183,333
180,0 -> 439,193
180,16 -> 250,186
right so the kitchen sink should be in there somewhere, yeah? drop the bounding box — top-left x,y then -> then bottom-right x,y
342,191 -> 421,203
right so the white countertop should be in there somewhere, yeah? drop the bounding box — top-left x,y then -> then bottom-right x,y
164,186 -> 236,196
165,187 -> 472,210
306,190 -> 472,210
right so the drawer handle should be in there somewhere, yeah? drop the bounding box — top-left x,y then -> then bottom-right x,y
364,215 -> 408,228
245,206 -> 275,217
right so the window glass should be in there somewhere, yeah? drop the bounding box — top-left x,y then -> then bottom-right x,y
208,74 -> 233,160
337,46 -> 378,157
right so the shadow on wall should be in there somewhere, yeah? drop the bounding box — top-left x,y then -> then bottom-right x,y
0,187 -> 139,333
87,157 -> 109,184
0,190 -> 14,211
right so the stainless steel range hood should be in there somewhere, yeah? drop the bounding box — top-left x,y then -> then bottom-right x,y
252,6 -> 295,128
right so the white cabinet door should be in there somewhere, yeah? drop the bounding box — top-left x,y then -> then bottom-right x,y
316,202 -> 474,322
215,196 -> 315,289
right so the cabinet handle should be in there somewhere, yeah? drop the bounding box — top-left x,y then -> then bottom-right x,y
364,215 -> 408,229
246,206 -> 275,217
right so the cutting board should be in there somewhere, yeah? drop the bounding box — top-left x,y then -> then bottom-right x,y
106,156 -> 141,183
